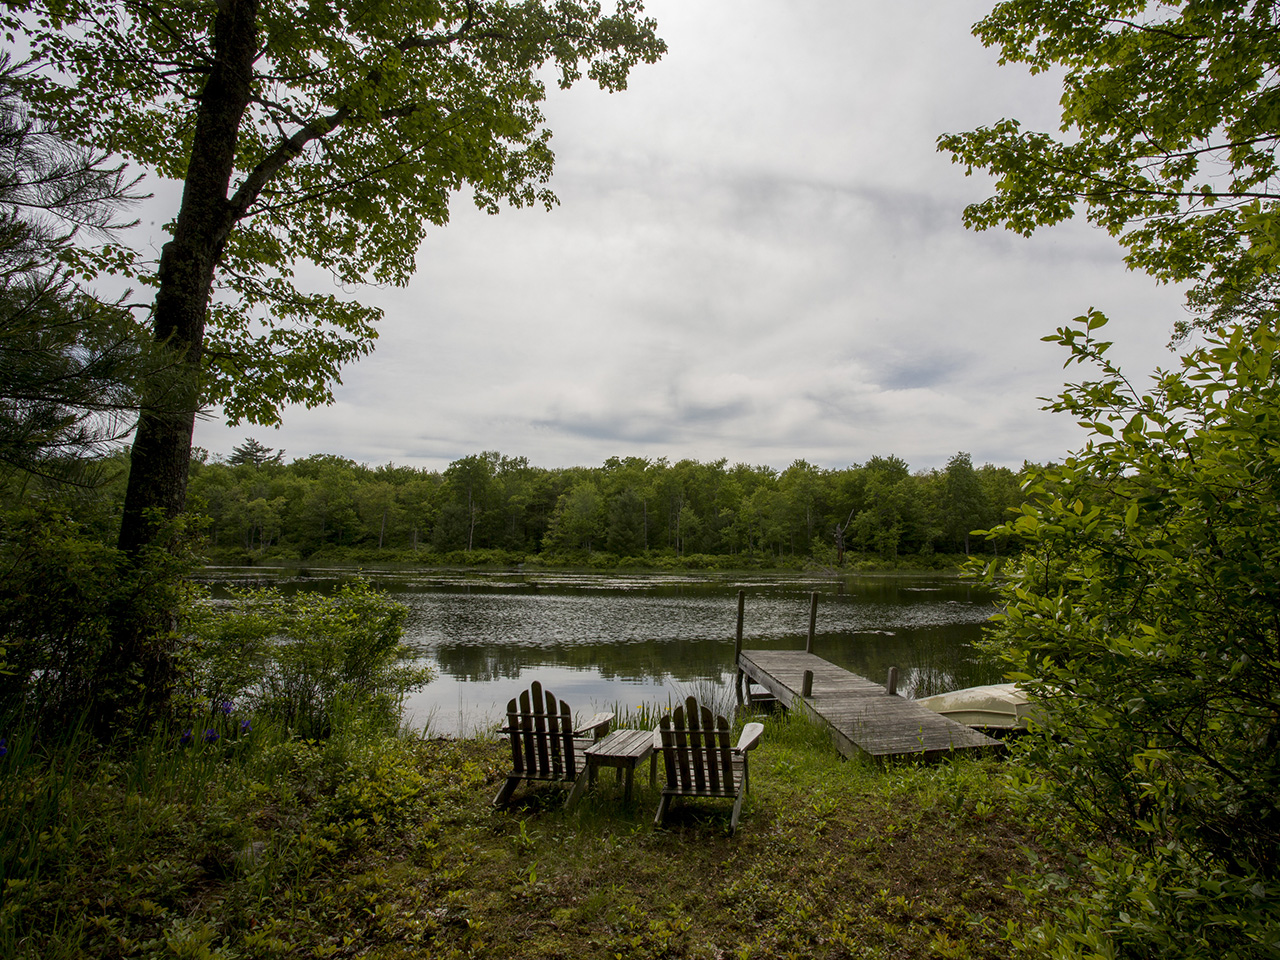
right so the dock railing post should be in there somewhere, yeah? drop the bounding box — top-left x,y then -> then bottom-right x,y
735,590 -> 745,705
735,590 -> 744,659
802,669 -> 813,698
806,592 -> 818,654
886,666 -> 899,696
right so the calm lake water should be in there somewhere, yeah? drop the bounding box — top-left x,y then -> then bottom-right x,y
199,566 -> 1005,736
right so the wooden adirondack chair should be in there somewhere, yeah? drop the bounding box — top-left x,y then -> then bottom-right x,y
654,697 -> 764,833
493,680 -> 613,808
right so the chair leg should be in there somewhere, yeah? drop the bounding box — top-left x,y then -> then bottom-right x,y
493,776 -> 521,807
730,789 -> 745,834
564,770 -> 589,809
654,793 -> 672,827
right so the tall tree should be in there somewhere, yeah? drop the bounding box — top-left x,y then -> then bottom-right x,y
226,437 -> 283,466
605,485 -> 645,555
938,1 -> 1280,333
0,57 -> 161,728
5,0 -> 663,721
941,451 -> 986,555
0,56 -> 149,483
442,452 -> 499,551
778,458 -> 824,552
3,0 -> 665,556
543,479 -> 603,552
852,455 -> 915,559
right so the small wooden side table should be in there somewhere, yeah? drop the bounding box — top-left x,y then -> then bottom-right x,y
583,728 -> 656,804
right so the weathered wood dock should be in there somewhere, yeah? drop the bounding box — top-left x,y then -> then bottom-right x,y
733,591 -> 1001,761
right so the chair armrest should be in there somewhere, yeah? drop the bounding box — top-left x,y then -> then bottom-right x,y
652,725 -> 664,751
735,722 -> 764,753
575,712 -> 613,739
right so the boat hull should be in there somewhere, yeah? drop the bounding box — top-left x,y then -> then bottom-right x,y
916,683 -> 1040,730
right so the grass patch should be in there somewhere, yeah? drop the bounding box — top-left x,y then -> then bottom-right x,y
1,709 -> 1062,959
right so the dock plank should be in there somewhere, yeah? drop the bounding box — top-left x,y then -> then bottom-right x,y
738,649 -> 1000,760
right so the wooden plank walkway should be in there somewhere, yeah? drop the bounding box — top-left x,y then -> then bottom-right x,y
737,649 -> 1001,760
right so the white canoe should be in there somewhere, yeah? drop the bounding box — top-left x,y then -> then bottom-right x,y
915,683 -> 1039,730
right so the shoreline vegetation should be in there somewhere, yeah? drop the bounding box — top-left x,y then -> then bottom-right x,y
0,707 -> 1068,960
197,545 -> 981,574
178,446 -> 1026,571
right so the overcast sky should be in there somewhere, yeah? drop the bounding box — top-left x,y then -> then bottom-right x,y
182,0 -> 1189,474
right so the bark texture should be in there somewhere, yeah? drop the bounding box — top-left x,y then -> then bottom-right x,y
118,0 -> 259,555
105,0 -> 260,731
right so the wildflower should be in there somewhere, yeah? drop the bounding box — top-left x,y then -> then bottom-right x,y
220,701 -> 234,716
240,719 -> 251,735
204,728 -> 219,744
0,736 -> 7,759
180,729 -> 193,745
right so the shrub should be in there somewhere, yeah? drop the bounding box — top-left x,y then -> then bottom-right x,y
190,579 -> 431,738
0,501 -> 195,733
983,317 -> 1280,957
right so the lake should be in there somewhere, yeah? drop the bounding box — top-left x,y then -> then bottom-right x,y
198,566 -> 1005,736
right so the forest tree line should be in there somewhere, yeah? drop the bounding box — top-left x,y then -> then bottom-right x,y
177,441 -> 1030,565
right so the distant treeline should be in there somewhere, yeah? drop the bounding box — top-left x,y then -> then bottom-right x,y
181,441 -> 1032,568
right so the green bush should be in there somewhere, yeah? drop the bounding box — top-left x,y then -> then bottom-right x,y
190,580 -> 431,738
983,317 -> 1280,957
0,501 -> 195,733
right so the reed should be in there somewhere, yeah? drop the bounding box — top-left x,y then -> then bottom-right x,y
601,677 -> 747,734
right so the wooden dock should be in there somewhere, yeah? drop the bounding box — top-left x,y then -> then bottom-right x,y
737,649 -> 1000,760
732,591 -> 1001,761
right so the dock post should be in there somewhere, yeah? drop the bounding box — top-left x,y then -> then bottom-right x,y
806,592 -> 818,654
886,666 -> 899,696
802,669 -> 813,698
735,590 -> 745,705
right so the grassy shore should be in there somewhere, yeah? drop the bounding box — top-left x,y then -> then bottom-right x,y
1,710 -> 1064,959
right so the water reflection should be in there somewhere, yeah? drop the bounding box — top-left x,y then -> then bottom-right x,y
197,567 -> 1003,735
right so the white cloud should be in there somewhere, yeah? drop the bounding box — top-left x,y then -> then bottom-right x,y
191,0 -> 1188,474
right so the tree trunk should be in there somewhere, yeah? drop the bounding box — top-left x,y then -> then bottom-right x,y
467,497 -> 476,552
119,0 -> 259,554
105,0 -> 261,731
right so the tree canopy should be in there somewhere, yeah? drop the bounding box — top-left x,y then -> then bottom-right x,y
938,0 -> 1280,332
3,0 -> 667,425
183,448 -> 1025,565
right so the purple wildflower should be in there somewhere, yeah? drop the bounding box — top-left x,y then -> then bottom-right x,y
0,736 -> 7,759
204,728 -> 219,744
180,729 -> 193,746
220,701 -> 234,716
240,719 -> 251,735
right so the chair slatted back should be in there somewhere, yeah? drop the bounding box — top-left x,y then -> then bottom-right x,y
660,696 -> 735,796
504,680 -> 577,781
